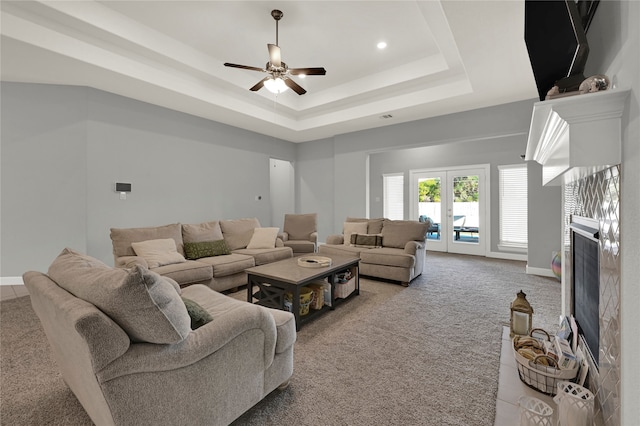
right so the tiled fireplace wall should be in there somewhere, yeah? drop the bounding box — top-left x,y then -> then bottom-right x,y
563,165 -> 621,426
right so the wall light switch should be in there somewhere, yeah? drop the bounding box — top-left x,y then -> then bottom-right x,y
120,192 -> 127,200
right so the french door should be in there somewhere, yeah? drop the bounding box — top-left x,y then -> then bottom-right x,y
410,166 -> 488,256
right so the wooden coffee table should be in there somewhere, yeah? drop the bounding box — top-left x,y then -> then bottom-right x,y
246,254 -> 359,330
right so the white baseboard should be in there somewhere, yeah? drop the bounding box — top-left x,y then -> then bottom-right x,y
525,265 -> 556,278
486,251 -> 528,261
1,277 -> 24,286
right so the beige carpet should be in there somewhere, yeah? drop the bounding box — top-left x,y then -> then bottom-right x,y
1,252 -> 561,425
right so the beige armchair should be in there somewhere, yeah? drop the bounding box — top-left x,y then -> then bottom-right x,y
279,213 -> 318,254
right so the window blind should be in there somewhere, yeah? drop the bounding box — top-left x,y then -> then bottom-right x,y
383,174 -> 404,220
499,165 -> 528,248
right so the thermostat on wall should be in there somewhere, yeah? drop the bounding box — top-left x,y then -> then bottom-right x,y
115,182 -> 132,193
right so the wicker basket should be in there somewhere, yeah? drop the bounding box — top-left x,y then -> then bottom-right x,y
512,329 -> 579,396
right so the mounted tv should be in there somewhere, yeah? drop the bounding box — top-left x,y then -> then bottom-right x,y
524,0 -> 599,101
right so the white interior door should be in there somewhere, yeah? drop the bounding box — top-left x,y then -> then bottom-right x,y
269,158 -> 294,230
411,166 -> 488,256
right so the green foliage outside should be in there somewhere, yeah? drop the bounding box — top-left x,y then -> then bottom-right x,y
418,178 -> 441,202
418,176 -> 479,203
452,176 -> 479,202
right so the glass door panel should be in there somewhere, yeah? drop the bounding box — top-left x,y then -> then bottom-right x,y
447,170 -> 485,256
413,171 -> 447,252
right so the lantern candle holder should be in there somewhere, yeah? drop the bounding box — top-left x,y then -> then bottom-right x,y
510,290 -> 533,337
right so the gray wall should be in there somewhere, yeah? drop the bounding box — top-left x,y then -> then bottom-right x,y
298,98 -> 562,265
1,83 -> 295,273
1,84 -> 89,274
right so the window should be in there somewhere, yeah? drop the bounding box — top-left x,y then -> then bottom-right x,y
498,164 -> 528,251
383,173 -> 404,220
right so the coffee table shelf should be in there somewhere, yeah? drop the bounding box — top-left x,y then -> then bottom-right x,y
246,255 -> 360,331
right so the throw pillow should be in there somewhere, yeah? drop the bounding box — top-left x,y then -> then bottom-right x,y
343,222 -> 368,246
183,240 -> 231,259
182,297 -> 213,330
48,248 -> 191,344
131,238 -> 186,268
219,218 -> 261,250
246,227 -> 279,249
182,221 -> 224,243
350,233 -> 383,248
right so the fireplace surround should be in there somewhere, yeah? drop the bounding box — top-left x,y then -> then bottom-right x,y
526,89 -> 629,425
564,168 -> 620,424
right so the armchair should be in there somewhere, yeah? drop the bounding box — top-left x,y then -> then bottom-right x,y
279,213 -> 318,254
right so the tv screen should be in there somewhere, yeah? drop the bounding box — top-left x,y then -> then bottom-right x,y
524,0 -> 590,100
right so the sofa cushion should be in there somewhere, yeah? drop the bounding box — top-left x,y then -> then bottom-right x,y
346,217 -> 386,234
220,218 -> 261,250
131,238 -> 187,268
195,253 -> 255,277
343,222 -> 368,246
317,243 -> 366,257
360,247 -> 416,268
48,248 -> 191,344
381,220 -> 429,249
283,240 -> 316,253
182,297 -> 213,330
246,227 -> 279,249
350,233 -> 383,248
182,221 -> 224,243
110,223 -> 184,257
154,260 -> 214,285
234,247 -> 293,266
184,240 -> 231,259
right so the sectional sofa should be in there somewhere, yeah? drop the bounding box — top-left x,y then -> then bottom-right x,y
110,218 -> 293,292
318,217 -> 430,286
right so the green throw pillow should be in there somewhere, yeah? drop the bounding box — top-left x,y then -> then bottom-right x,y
183,240 -> 231,259
182,297 -> 213,330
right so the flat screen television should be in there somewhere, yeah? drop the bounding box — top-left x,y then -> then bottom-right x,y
524,0 -> 598,101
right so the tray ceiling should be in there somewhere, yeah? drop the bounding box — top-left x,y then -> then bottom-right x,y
1,1 -> 538,142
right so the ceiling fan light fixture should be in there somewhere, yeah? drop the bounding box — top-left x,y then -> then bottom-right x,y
264,76 -> 289,94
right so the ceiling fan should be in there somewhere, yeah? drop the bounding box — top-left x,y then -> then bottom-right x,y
224,9 -> 326,95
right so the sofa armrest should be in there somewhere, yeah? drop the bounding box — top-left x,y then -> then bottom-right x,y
114,256 -> 148,269
96,302 -> 278,383
310,232 -> 318,243
325,234 -> 344,245
278,231 -> 289,242
403,240 -> 424,255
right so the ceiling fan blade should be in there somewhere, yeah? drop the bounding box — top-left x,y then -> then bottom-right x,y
283,77 -> 307,95
249,76 -> 270,92
289,67 -> 326,76
224,63 -> 264,72
268,44 -> 281,67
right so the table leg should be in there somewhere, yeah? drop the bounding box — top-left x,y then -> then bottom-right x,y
247,276 -> 253,303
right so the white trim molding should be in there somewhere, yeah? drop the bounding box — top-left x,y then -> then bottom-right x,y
1,276 -> 25,286
525,265 -> 556,278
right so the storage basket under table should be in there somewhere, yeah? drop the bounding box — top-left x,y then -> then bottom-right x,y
512,333 -> 579,396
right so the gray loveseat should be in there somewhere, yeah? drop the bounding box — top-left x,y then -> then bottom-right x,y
318,217 -> 430,286
23,248 -> 296,426
111,218 -> 293,293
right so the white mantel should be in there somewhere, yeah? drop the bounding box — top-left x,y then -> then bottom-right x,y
525,89 -> 630,186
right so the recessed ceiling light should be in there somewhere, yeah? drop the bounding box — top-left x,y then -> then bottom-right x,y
298,74 -> 306,79
377,41 -> 387,50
